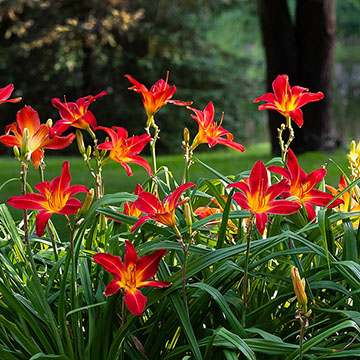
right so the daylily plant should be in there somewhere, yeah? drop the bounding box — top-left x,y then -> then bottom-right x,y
52,90 -> 107,135
96,126 -> 152,176
131,182 -> 196,233
0,84 -> 22,104
8,161 -> 89,236
125,74 -> 192,128
189,101 -> 245,152
93,240 -> 171,316
228,161 -> 301,234
269,149 -> 343,220
254,74 -> 324,128
0,105 -> 75,169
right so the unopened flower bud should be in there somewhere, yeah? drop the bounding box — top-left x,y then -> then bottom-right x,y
184,202 -> 192,233
291,267 -> 307,311
77,188 -> 94,218
86,145 -> 92,159
76,130 -> 86,155
21,128 -> 30,159
183,128 -> 190,145
13,145 -> 20,159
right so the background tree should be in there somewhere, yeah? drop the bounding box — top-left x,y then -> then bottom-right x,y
255,0 -> 340,154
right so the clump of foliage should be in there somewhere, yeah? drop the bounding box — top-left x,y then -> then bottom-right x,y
0,74 -> 360,360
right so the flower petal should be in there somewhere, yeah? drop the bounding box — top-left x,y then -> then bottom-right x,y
93,252 -> 126,280
255,212 -> 267,234
36,210 -> 53,237
124,289 -> 147,316
135,249 -> 167,283
124,240 -> 138,268
104,279 -> 122,296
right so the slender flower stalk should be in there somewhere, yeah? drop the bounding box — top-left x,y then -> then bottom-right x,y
242,212 -> 254,327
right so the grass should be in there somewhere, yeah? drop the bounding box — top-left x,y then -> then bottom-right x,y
0,142 -> 350,207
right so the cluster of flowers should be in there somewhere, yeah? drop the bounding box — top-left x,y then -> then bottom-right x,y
0,74 -> 345,316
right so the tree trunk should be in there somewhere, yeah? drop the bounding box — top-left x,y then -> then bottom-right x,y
256,0 -> 339,155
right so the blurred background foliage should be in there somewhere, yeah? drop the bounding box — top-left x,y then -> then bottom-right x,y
0,0 -> 359,154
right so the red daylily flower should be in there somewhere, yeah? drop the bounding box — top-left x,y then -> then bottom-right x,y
326,175 -> 360,226
125,74 -> 192,127
269,149 -> 343,220
52,90 -> 107,134
0,84 -> 22,104
96,126 -> 152,176
227,161 -> 301,234
131,183 -> 196,232
188,102 -> 245,152
0,105 -> 75,169
93,240 -> 171,316
8,161 -> 89,236
254,74 -> 324,128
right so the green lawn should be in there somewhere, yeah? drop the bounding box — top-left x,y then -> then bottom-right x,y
0,142 -> 350,205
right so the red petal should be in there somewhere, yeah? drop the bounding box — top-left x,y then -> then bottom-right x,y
136,249 -> 167,282
296,91 -> 324,108
31,149 -> 44,169
16,105 -> 40,135
36,210 -> 53,237
138,280 -> 171,288
272,74 -> 290,102
266,179 -> 290,202
0,84 -> 14,101
104,279 -> 122,296
93,252 -> 126,280
215,137 -> 245,152
124,240 -> 138,268
135,192 -> 162,215
41,133 -> 75,150
0,134 -> 20,147
8,193 -> 46,210
58,198 -> 83,215
125,156 -> 152,176
266,200 -> 301,215
268,166 -> 292,181
124,289 -> 147,316
232,192 -> 250,210
164,182 -> 196,211
249,161 -> 268,198
288,109 -> 304,128
255,212 -> 267,234
253,92 -> 276,104
130,216 -> 150,232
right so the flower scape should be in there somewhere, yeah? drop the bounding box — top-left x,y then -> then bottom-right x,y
0,74 -> 359,360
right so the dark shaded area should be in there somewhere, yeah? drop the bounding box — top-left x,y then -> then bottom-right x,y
0,0 -> 262,156
256,0 -> 340,155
